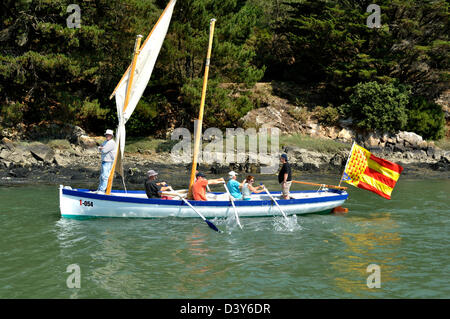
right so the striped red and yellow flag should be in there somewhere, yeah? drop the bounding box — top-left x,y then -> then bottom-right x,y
341,143 -> 403,199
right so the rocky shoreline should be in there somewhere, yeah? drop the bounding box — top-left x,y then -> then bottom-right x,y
1,127 -> 449,188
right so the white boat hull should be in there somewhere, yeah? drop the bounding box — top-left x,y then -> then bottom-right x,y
59,185 -> 348,219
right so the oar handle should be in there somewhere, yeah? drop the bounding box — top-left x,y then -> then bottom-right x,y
292,180 -> 347,190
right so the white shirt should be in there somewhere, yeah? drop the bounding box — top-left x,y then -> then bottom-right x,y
100,139 -> 116,162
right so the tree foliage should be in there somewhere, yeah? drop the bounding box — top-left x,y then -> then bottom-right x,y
0,0 -> 447,140
406,96 -> 445,140
340,81 -> 410,133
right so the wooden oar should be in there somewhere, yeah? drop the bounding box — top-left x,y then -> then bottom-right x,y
262,186 -> 289,221
292,180 -> 347,190
223,183 -> 243,229
169,187 -> 221,233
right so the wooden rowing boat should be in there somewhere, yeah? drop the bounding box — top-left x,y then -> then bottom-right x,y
59,185 -> 348,219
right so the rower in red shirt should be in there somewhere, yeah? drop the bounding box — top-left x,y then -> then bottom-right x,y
192,172 -> 225,201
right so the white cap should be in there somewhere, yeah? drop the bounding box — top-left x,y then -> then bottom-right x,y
228,171 -> 238,177
104,129 -> 114,136
147,170 -> 158,177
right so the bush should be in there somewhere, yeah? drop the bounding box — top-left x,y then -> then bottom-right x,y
288,106 -> 309,123
340,81 -> 410,133
406,96 -> 445,140
313,105 -> 340,125
181,78 -> 254,128
0,102 -> 27,127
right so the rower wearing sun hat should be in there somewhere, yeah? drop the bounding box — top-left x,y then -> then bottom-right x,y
96,129 -> 116,193
144,169 -> 172,199
226,171 -> 244,200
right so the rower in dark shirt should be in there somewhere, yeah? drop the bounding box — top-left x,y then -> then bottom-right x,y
144,170 -> 172,199
278,154 -> 292,199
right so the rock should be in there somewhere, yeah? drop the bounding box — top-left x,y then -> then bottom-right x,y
53,154 -> 70,167
404,152 -> 414,159
29,143 -> 55,164
418,141 -> 428,150
329,153 -> 344,167
11,167 -> 30,178
285,147 -> 327,170
0,147 -> 32,166
396,131 -> 423,149
426,147 -> 435,157
78,135 -> 98,149
325,126 -> 339,139
70,126 -> 86,143
366,133 -> 380,148
1,161 -> 12,169
305,123 -> 319,135
430,153 -> 450,171
394,143 -> 406,152
1,137 -> 15,151
337,128 -> 353,142
0,148 -> 12,160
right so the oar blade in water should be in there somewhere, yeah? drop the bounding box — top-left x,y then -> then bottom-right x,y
206,219 -> 221,233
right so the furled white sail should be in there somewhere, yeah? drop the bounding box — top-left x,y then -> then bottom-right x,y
114,0 -> 176,122
107,0 -> 176,189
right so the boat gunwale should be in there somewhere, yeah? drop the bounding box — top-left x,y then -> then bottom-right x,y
62,187 -> 348,207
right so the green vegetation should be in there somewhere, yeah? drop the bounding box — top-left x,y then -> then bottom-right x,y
46,139 -> 72,150
405,96 -> 445,140
280,134 -> 350,153
340,81 -> 410,133
124,137 -> 177,154
313,106 -> 340,126
0,0 -> 448,141
435,138 -> 450,151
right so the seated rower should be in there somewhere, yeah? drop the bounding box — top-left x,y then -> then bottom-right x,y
144,170 -> 172,199
192,172 -> 225,201
226,171 -> 244,200
242,175 -> 265,200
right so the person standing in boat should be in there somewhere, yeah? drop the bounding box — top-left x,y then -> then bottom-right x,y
278,153 -> 292,199
226,171 -> 244,199
96,129 -> 116,193
144,170 -> 172,199
192,172 -> 225,201
241,175 -> 265,200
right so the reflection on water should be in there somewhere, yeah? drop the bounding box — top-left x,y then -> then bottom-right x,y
331,212 -> 405,297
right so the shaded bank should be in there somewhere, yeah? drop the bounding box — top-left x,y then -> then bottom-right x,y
1,143 -> 448,188
1,124 -> 449,187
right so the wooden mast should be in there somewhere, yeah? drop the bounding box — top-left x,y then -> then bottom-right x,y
187,18 -> 216,199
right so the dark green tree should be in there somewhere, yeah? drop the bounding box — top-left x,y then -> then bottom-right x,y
340,81 -> 410,133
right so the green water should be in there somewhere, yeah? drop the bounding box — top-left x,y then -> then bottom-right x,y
0,177 -> 449,298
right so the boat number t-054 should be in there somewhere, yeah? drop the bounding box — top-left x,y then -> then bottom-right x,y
79,200 -> 94,207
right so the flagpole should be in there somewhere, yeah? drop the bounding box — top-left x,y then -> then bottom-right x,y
106,34 -> 143,195
187,18 -> 216,199
338,141 -> 355,187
